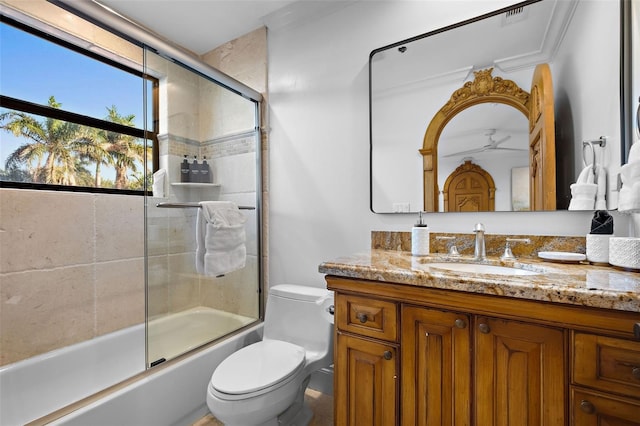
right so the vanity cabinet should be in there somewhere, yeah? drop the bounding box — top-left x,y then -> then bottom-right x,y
334,293 -> 399,425
402,306 -> 565,425
571,332 -> 640,424
327,276 -> 640,426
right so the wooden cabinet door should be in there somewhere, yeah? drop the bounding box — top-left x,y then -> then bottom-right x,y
335,332 -> 398,426
475,317 -> 566,425
571,388 -> 640,425
401,306 -> 471,426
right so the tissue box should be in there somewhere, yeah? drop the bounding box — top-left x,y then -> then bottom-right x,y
609,237 -> 640,270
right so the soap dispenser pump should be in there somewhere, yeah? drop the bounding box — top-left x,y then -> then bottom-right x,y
411,211 -> 430,256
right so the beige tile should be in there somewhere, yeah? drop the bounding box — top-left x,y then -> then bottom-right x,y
168,210 -> 197,254
146,209 -> 170,257
168,253 -> 200,312
147,255 -> 170,318
95,194 -> 144,262
201,27 -> 267,94
191,414 -> 222,426
306,388 -> 334,426
200,255 -> 259,318
95,258 -> 145,335
0,265 -> 95,366
0,189 -> 94,273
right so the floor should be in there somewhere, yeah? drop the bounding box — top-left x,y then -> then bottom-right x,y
191,389 -> 333,426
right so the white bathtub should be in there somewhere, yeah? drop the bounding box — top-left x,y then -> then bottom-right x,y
0,307 -> 260,426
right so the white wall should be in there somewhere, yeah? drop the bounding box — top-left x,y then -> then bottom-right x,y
267,0 -> 631,288
551,0 -> 621,209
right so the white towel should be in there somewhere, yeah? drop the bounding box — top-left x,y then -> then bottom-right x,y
568,165 -> 597,210
618,159 -> 640,213
594,165 -> 607,210
618,182 -> 640,212
196,201 -> 247,276
152,168 -> 167,198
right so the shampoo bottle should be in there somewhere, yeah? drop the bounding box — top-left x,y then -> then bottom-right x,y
411,211 -> 430,256
200,156 -> 211,183
189,156 -> 200,182
180,155 -> 190,182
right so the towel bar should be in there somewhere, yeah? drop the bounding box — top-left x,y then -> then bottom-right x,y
156,202 -> 255,210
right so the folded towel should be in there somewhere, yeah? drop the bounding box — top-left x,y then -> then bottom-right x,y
196,201 -> 247,276
618,181 -> 640,213
152,168 -> 167,198
618,156 -> 640,213
568,166 -> 597,210
594,165 -> 607,210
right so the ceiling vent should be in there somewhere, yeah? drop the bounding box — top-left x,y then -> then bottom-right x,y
503,6 -> 528,25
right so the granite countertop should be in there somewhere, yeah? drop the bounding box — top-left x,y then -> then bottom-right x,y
318,249 -> 640,312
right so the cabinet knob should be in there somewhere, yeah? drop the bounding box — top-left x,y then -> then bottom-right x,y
383,350 -> 392,360
632,367 -> 640,380
478,323 -> 491,334
356,312 -> 368,323
454,319 -> 467,329
580,400 -> 596,415
634,323 -> 640,340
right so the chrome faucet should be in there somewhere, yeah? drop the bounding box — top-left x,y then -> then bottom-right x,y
473,223 -> 486,261
500,238 -> 531,260
435,235 -> 460,257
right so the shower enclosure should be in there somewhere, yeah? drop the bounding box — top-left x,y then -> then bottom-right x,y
143,47 -> 262,366
0,1 -> 263,423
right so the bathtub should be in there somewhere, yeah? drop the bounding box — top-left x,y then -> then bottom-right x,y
0,307 -> 260,426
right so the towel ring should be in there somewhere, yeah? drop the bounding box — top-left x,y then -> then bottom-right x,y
582,136 -> 607,174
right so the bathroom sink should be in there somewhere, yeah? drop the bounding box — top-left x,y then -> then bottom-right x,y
427,262 -> 542,276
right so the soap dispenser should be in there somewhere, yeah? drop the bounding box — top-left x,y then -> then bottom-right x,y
189,156 -> 200,182
411,211 -> 430,256
180,155 -> 190,182
200,156 -> 211,183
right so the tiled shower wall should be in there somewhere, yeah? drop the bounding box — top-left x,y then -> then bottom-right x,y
0,188 -> 146,365
147,131 -> 260,320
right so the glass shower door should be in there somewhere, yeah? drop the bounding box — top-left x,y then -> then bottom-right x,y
143,47 -> 261,367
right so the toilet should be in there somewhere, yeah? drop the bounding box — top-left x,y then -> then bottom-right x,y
206,284 -> 334,426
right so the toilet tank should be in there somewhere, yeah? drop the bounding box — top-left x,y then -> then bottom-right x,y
263,285 -> 334,358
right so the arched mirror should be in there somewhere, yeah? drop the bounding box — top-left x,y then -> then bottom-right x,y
422,65 -> 555,212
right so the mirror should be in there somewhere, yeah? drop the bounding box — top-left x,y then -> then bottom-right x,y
370,0 -> 627,213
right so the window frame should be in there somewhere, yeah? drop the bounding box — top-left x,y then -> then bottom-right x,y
0,15 -> 159,195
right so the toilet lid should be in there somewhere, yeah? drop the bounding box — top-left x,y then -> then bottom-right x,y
211,340 -> 305,395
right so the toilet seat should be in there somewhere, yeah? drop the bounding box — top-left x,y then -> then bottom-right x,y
210,340 -> 305,401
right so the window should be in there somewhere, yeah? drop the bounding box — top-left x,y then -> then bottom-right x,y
0,16 -> 158,194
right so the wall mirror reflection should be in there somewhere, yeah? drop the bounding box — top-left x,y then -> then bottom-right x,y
370,0 -> 628,213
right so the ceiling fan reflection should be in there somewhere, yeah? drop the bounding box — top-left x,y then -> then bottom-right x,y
442,134 -> 527,158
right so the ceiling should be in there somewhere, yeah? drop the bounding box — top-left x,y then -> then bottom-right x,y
95,0 -> 321,55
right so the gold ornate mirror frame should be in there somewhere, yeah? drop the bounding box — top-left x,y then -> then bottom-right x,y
420,68 -> 530,211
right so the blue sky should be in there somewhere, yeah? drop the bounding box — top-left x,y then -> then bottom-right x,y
0,21 -> 150,180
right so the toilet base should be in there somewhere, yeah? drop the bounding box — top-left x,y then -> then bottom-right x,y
276,376 -> 313,426
280,404 -> 312,426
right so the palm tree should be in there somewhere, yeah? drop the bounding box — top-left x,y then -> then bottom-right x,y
101,105 -> 146,189
1,96 -> 82,185
74,126 -> 114,187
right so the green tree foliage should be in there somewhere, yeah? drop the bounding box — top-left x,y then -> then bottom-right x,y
0,96 -> 148,190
